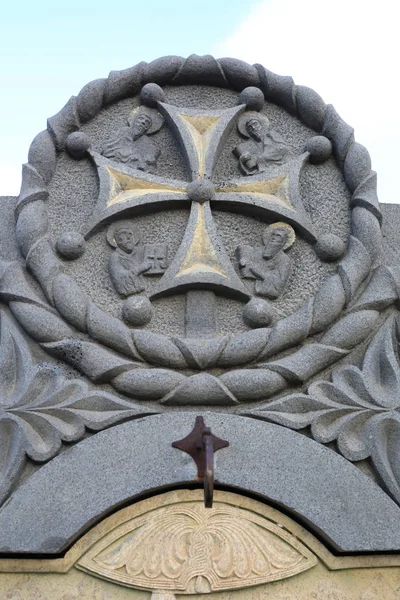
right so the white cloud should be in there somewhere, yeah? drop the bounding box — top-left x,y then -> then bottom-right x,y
0,164 -> 21,197
213,0 -> 400,203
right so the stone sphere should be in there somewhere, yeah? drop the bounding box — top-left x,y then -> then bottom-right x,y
140,83 -> 166,107
239,87 -> 265,111
122,296 -> 153,327
65,132 -> 92,160
305,136 -> 333,164
243,298 -> 273,328
56,231 -> 85,260
315,234 -> 346,262
187,179 -> 215,203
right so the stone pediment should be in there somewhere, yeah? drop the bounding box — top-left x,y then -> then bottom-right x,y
1,54 -> 400,597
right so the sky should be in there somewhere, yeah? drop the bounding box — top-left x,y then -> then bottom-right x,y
0,0 -> 399,203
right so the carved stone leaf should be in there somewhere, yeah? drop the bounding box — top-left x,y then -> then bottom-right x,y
0,309 -> 155,502
245,315 -> 400,504
245,394 -> 342,430
311,410 -> 371,449
335,411 -> 377,461
0,309 -> 32,407
7,370 -> 154,462
367,416 -> 400,502
362,314 -> 400,408
309,369 -> 377,408
0,419 -> 25,506
0,312 -> 33,502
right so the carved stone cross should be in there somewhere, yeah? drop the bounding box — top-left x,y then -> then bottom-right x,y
84,84 -> 316,336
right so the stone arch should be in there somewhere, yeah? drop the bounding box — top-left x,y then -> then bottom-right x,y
1,413 -> 400,554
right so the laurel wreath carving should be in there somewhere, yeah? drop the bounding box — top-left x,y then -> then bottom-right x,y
8,55 -> 395,405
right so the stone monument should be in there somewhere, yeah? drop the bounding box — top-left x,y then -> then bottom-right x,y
1,54 -> 400,598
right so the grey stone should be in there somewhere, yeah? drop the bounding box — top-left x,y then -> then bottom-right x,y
122,296 -> 153,327
295,85 -> 326,132
3,54 -> 400,555
314,233 -> 346,261
173,336 -> 228,369
238,86 -> 265,111
344,141 -> 372,193
18,163 -> 48,210
218,57 -> 259,89
0,198 -> 19,262
255,64 -> 296,114
65,131 -> 92,159
56,231 -> 86,260
27,129 -> 57,185
47,97 -> 80,150
185,290 -> 216,337
76,78 -> 108,123
381,203 -> 400,264
242,298 -> 273,328
322,104 -> 354,162
172,54 -> 228,87
104,61 -> 146,105
150,201 -> 250,301
187,179 -> 215,202
246,314 -> 400,506
140,82 -> 166,107
0,413 -> 400,553
305,135 -> 332,164
145,55 -> 184,85
161,375 -> 238,406
351,171 -> 381,220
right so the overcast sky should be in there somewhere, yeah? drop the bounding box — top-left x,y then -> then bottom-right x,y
1,0 -> 398,203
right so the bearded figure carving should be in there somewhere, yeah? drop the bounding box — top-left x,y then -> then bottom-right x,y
102,106 -> 163,172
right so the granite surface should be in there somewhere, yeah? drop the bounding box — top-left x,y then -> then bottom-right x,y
0,412 -> 400,554
1,54 -> 400,562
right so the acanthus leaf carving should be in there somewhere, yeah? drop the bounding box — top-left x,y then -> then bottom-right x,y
0,309 -> 155,505
244,313 -> 400,503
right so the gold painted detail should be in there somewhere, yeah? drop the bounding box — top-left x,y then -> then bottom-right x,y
218,175 -> 294,210
107,169 -> 185,207
78,501 -> 317,594
177,204 -> 227,278
179,114 -> 220,177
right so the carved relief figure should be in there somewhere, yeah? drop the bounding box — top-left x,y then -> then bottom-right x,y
234,112 -> 293,175
107,222 -> 149,296
102,106 -> 163,172
237,222 -> 295,299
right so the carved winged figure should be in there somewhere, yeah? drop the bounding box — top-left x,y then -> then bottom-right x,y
234,112 -> 293,175
102,106 -> 163,172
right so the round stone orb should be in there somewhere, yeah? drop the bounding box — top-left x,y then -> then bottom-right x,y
187,179 -> 215,203
122,296 -> 153,327
315,234 -> 346,262
305,136 -> 333,164
243,298 -> 273,328
56,231 -> 85,260
140,83 -> 166,107
66,132 -> 92,160
239,87 -> 265,111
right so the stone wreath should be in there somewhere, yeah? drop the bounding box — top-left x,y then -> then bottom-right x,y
6,54 -> 398,406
